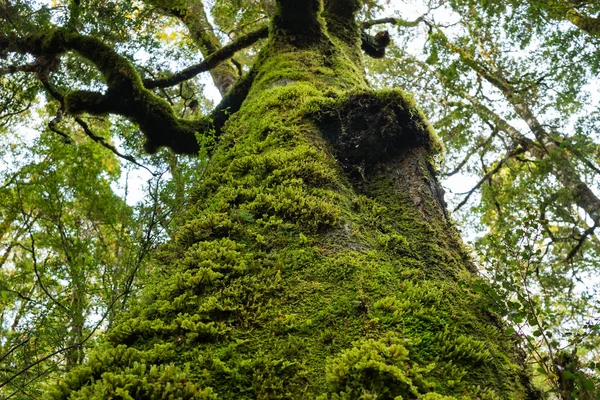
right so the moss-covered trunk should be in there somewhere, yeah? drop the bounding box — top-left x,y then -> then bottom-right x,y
46,1 -> 540,399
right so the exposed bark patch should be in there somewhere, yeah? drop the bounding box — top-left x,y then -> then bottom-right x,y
313,89 -> 440,176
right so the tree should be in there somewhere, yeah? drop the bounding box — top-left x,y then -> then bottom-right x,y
0,0 -> 545,398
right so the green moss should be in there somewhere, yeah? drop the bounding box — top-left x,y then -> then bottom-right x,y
46,6 -> 538,399
321,333 -> 423,399
49,362 -> 216,399
31,29 -> 206,154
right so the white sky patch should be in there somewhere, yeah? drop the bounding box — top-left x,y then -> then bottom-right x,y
115,162 -> 156,206
442,173 -> 480,195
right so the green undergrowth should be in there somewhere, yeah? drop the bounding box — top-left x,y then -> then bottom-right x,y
45,40 -> 537,400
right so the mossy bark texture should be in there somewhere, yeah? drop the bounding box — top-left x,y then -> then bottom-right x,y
45,1 -> 540,399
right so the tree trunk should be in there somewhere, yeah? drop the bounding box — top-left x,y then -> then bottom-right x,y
45,1 -> 540,398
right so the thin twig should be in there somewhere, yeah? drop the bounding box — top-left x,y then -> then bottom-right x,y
29,233 -> 69,313
444,127 -> 499,177
565,224 -> 597,261
74,117 -> 156,175
453,145 -> 528,212
0,285 -> 130,391
0,100 -> 32,126
4,365 -> 53,400
0,338 -> 30,364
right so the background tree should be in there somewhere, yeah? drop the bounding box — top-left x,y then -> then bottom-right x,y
0,0 -> 598,398
364,0 -> 600,395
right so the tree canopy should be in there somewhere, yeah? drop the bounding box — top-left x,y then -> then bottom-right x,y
1,0 -> 599,398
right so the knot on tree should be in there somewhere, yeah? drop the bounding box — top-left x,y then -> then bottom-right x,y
361,30 -> 391,58
314,90 -> 440,174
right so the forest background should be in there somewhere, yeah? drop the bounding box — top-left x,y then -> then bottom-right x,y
0,0 -> 599,398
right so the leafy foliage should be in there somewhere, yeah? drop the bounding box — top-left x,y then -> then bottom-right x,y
366,0 -> 600,397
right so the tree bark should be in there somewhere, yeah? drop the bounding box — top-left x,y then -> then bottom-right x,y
44,1 -> 540,399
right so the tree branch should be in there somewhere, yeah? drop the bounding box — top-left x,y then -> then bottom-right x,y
565,223 -> 597,262
74,117 -> 155,174
565,8 -> 600,37
453,145 -> 528,212
29,233 -> 69,314
40,74 -> 154,169
444,125 -> 499,177
4,365 -> 53,400
0,287 -> 129,391
361,16 -> 424,29
1,30 -> 210,154
0,339 -> 30,364
143,26 -> 268,89
0,100 -> 32,127
145,0 -> 240,94
434,26 -> 600,225
1,28 -> 264,154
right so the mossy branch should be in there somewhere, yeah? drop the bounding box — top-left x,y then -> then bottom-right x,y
565,8 -> 600,37
0,29 -> 257,154
143,26 -> 269,89
38,74 -> 154,171
360,16 -> 424,29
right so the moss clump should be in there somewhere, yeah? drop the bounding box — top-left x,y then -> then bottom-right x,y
44,343 -> 217,399
320,333 -> 429,399
50,363 -> 216,399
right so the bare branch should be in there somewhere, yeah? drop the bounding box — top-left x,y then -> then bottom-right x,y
444,126 -> 499,177
453,145 -> 528,212
0,100 -> 32,126
0,261 -> 137,392
74,117 -> 156,175
143,26 -> 268,89
4,365 -> 53,400
0,339 -> 30,364
47,109 -> 73,144
565,224 -> 597,261
29,233 -> 69,313
146,0 -> 241,94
